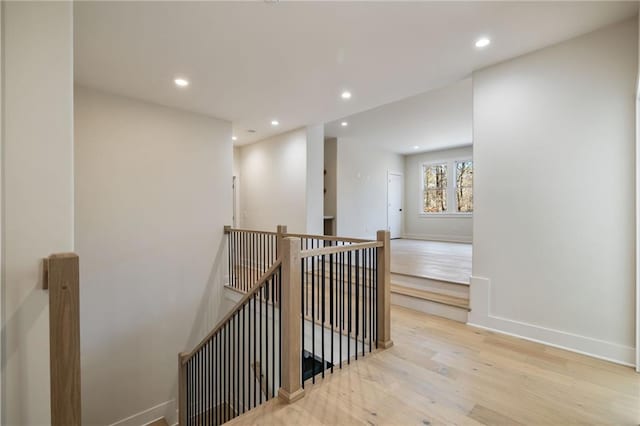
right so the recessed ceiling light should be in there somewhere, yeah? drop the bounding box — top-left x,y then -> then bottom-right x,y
413,146 -> 420,150
341,91 -> 352,100
232,136 -> 237,141
341,121 -> 348,127
475,37 -> 491,48
174,77 -> 189,87
271,120 -> 279,126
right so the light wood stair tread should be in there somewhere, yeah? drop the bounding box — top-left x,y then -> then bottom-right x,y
391,283 -> 470,310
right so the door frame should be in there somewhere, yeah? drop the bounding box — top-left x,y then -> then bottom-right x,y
386,171 -> 403,239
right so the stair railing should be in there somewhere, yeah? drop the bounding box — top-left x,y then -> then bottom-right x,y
179,228 -> 392,424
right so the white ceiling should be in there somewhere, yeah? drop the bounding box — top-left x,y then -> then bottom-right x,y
74,2 -> 638,146
326,78 -> 472,154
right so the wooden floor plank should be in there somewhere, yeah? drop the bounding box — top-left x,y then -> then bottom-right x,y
226,306 -> 640,425
391,239 -> 472,283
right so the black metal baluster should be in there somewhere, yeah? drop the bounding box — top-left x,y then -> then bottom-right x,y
301,255 -> 305,389
348,251 -> 352,364
197,349 -> 201,423
206,341 -> 209,425
259,285 -> 263,404
305,239 -> 308,317
339,251 -> 343,369
311,251 -> 316,383
362,249 -> 366,357
253,292 -> 256,408
278,268 -> 282,389
271,272 -> 276,397
368,248 -> 372,353
265,278 -> 269,401
374,249 -> 378,348
232,314 -> 240,417
242,304 -> 245,415
330,252 -> 334,373
240,233 -> 244,291
321,253 -> 326,378
215,335 -> 218,426
228,324 -> 231,422
186,360 -> 190,425
355,249 -> 359,360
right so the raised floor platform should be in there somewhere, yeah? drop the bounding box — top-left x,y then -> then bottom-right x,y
390,238 -> 472,284
390,239 -> 472,322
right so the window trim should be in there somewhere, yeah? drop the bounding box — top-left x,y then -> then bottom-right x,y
419,158 -> 473,217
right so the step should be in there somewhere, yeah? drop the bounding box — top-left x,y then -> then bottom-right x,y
390,284 -> 469,310
390,283 -> 469,323
391,271 -> 469,299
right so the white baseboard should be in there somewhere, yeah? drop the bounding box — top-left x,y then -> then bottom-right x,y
109,399 -> 176,426
469,276 -> 635,367
401,233 -> 472,244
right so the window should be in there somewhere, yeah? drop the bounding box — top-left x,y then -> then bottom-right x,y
422,163 -> 447,213
421,159 -> 473,215
455,160 -> 473,212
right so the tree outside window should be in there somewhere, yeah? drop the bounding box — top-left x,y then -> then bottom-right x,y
456,161 -> 473,213
421,159 -> 473,214
423,164 -> 447,213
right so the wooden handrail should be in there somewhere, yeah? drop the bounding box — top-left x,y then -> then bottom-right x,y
224,227 -> 278,236
44,253 -> 81,426
182,259 -> 283,361
300,241 -> 383,258
283,232 -> 371,244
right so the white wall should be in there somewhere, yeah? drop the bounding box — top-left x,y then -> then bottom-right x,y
238,129 -> 307,233
233,146 -> 241,227
336,138 -> 404,239
1,3 -> 74,425
404,146 -> 473,243
237,127 -> 324,234
305,125 -> 324,235
75,87 -> 232,425
471,19 -> 637,365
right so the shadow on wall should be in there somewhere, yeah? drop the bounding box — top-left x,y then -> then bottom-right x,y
1,283 -> 49,373
163,236 -> 229,419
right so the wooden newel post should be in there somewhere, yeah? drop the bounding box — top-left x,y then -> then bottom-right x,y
278,237 -> 305,403
376,230 -> 393,349
46,253 -> 81,426
178,352 -> 188,425
276,224 -> 288,257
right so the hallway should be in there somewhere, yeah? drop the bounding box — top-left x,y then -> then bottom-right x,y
227,306 -> 639,425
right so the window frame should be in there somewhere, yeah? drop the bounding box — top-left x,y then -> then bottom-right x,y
419,158 -> 473,217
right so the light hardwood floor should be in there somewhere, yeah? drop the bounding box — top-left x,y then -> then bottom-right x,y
227,306 -> 640,425
391,239 -> 472,284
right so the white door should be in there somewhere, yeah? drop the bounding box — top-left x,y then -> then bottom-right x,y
387,172 -> 403,239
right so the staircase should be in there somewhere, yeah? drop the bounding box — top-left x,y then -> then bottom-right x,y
390,271 -> 470,322
177,226 -> 393,425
